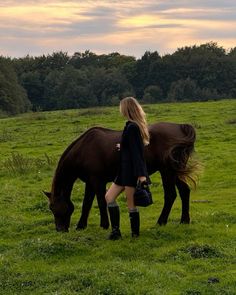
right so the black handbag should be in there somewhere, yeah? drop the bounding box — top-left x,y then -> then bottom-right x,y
134,181 -> 153,207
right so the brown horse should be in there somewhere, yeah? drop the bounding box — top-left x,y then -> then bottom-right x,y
44,122 -> 197,232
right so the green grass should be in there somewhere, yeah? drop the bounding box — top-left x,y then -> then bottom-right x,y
0,100 -> 236,294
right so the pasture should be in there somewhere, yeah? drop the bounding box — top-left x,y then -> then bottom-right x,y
0,99 -> 235,295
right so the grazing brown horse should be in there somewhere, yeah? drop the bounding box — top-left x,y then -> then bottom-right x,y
44,122 -> 197,232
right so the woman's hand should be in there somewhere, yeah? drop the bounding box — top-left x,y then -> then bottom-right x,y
116,143 -> 120,151
138,176 -> 147,183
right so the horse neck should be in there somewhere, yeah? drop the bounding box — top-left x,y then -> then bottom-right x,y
51,166 -> 76,203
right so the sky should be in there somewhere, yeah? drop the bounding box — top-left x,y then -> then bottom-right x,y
0,0 -> 236,58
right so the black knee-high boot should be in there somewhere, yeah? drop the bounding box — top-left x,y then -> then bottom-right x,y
129,211 -> 140,237
108,205 -> 122,240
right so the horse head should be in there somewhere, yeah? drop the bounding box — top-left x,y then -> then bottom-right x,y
43,191 -> 74,232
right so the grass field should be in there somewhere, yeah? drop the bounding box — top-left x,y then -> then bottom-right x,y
0,99 -> 236,295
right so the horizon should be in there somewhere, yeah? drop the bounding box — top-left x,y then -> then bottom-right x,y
1,41 -> 235,60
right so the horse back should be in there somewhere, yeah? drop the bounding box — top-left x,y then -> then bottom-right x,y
58,123 -> 195,180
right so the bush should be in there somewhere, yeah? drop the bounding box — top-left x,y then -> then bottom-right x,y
142,85 -> 164,103
167,78 -> 202,101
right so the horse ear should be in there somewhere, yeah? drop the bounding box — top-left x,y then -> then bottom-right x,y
43,191 -> 51,199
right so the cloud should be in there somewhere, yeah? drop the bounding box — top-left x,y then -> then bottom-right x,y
0,0 -> 235,57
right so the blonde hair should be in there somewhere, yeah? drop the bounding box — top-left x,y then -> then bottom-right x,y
120,97 -> 150,145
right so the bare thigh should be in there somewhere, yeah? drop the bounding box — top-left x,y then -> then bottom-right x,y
125,186 -> 136,210
105,183 -> 124,204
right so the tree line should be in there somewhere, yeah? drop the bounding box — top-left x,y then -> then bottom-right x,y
0,42 -> 236,115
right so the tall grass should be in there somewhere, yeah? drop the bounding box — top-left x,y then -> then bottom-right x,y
2,152 -> 56,175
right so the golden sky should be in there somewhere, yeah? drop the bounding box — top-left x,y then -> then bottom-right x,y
0,0 -> 235,57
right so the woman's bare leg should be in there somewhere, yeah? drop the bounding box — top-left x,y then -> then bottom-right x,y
105,183 -> 124,204
124,186 -> 136,209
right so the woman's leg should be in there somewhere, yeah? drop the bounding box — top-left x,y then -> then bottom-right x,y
124,186 -> 135,209
105,183 -> 124,204
105,183 -> 124,240
125,186 -> 140,237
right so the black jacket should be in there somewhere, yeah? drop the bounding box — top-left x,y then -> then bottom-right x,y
114,121 -> 149,187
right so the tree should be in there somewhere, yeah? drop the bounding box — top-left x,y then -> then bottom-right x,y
0,57 -> 31,115
98,52 -> 135,69
56,66 -> 97,109
167,78 -> 201,101
89,67 -> 134,106
70,51 -> 135,70
2,43 -> 235,113
142,85 -> 164,103
228,47 -> 236,57
166,42 -> 230,97
69,50 -> 98,69
20,71 -> 44,110
43,70 -> 64,110
101,69 -> 134,105
133,51 -> 161,98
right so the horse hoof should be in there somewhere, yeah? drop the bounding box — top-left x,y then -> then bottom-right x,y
180,219 -> 190,224
100,222 -> 109,230
76,223 -> 87,230
100,219 -> 109,229
157,219 -> 167,226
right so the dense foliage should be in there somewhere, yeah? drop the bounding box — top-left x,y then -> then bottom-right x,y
0,42 -> 236,115
0,58 -> 31,115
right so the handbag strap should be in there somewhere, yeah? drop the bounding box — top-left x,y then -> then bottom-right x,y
137,180 -> 149,190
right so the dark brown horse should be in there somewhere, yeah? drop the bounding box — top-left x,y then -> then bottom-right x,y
44,122 -> 197,232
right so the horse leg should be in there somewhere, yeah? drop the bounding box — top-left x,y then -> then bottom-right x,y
157,170 -> 177,225
76,182 -> 95,230
95,182 -> 109,229
176,177 -> 190,224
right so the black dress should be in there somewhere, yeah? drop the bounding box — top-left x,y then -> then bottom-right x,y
114,121 -> 150,187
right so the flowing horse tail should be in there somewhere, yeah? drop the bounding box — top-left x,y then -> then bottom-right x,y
164,124 -> 199,187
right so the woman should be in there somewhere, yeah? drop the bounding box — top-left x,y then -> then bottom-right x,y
105,97 -> 150,240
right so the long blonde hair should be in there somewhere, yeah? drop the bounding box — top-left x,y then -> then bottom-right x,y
120,97 -> 150,145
